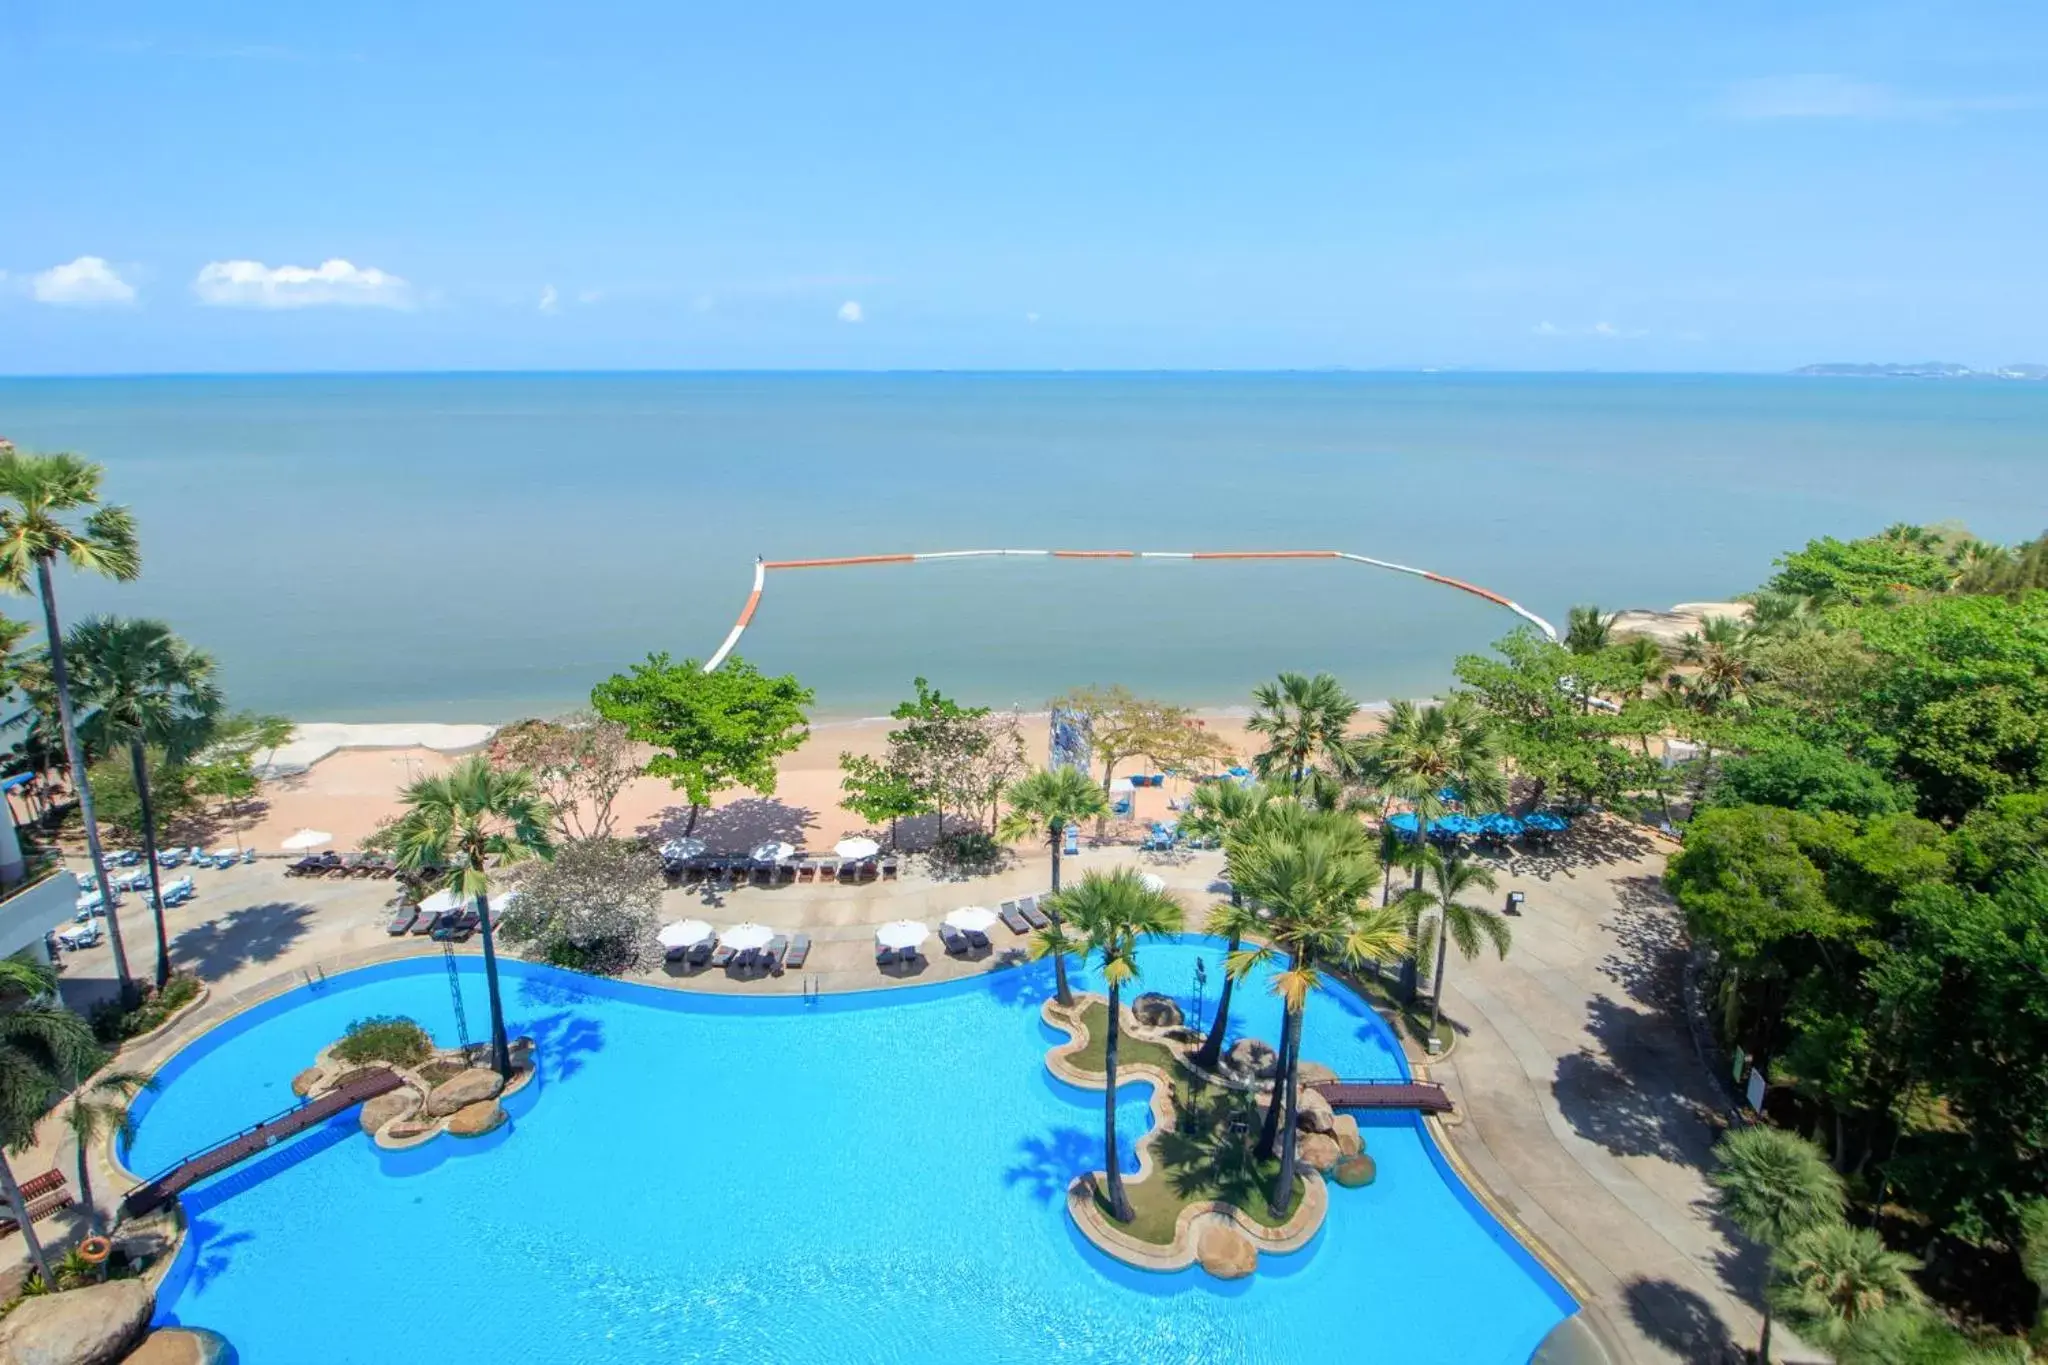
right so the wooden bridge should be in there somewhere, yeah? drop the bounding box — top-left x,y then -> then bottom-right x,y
123,1067 -> 404,1218
1305,1077 -> 1454,1114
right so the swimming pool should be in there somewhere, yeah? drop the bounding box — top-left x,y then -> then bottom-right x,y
127,939 -> 1574,1363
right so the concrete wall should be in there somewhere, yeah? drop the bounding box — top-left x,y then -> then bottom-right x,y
0,869 -> 78,966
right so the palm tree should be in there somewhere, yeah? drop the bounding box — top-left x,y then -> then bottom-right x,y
391,756 -> 555,1077
1246,671 -> 1358,792
1177,778 -> 1279,1070
1710,1125 -> 1846,1362
1835,1304 -> 2026,1364
62,1068 -> 152,1235
1396,847 -> 1511,1040
1058,868 -> 1184,1223
67,618 -> 223,989
0,450 -> 142,1000
1027,913 -> 1086,1010
1227,806 -> 1409,1209
1769,1221 -> 1923,1352
1196,898 -> 1265,1072
998,767 -> 1110,1007
0,957 -> 98,1290
1564,604 -> 1615,655
1677,616 -> 1759,713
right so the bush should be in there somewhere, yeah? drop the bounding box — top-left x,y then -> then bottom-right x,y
493,838 -> 662,977
90,972 -> 203,1044
937,829 -> 1001,868
331,1015 -> 432,1067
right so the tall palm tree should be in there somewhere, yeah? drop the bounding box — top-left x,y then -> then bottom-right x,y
1027,913 -> 1086,1010
1246,672 -> 1358,792
998,766 -> 1110,1006
1058,868 -> 1184,1224
0,450 -> 142,1000
1397,848 -> 1511,1039
0,957 -> 98,1291
1564,604 -> 1614,655
392,756 -> 555,1077
63,1068 -> 152,1235
1227,806 -> 1409,1209
1177,778 -> 1279,1070
1195,898 -> 1265,1073
1769,1221 -> 1923,1352
68,618 -> 224,989
1677,616 -> 1759,714
1711,1125 -> 1846,1363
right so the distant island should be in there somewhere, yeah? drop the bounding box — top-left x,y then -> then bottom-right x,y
1793,361 -> 2048,380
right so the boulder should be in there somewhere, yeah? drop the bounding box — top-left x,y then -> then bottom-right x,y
108,1211 -> 179,1265
0,1278 -> 154,1365
289,1067 -> 325,1098
1130,993 -> 1183,1029
444,1100 -> 506,1137
1294,1059 -> 1338,1086
1196,1223 -> 1258,1280
422,1067 -> 505,1119
384,1120 -> 436,1143
1298,1133 -> 1342,1172
358,1088 -> 420,1135
1295,1088 -> 1335,1135
1332,1154 -> 1377,1188
1225,1038 -> 1277,1081
1331,1114 -> 1363,1156
0,1260 -> 31,1303
121,1328 -> 232,1365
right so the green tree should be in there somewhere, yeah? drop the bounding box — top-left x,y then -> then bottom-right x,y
67,618 -> 224,988
0,956 -> 98,1290
1176,778 -> 1281,1069
590,653 -> 812,835
1711,1124 -> 1847,1362
1397,847 -> 1510,1040
62,1068 -> 152,1235
1058,868 -> 1184,1223
1051,684 -> 1232,813
0,449 -> 142,1000
1678,616 -> 1762,714
837,751 -> 930,848
1564,604 -> 1614,654
2019,1197 -> 2048,1350
1767,532 -> 1955,606
1454,628 -> 1657,808
1246,671 -> 1359,791
1770,1221 -> 1924,1352
998,767 -> 1111,1005
1708,738 -> 1912,818
391,756 -> 555,1077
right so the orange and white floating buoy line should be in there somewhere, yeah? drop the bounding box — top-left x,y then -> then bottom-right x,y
700,548 -> 1557,671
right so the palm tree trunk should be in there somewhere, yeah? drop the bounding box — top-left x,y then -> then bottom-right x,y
1256,1001 -> 1298,1161
1271,1006 -> 1303,1210
1050,831 -> 1063,892
36,555 -> 132,1001
1758,1303 -> 1773,1362
474,891 -> 513,1078
0,1150 -> 56,1290
129,741 -> 172,989
1102,976 -> 1133,1222
74,1127 -> 101,1236
1193,929 -> 1241,1071
1428,909 -> 1452,1039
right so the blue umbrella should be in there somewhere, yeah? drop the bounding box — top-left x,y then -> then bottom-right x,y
1385,812 -> 1422,840
1436,785 -> 1463,805
1434,813 -> 1480,837
1478,813 -> 1526,839
1525,810 -> 1570,833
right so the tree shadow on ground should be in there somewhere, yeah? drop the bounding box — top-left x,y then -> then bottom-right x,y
1485,816 -> 1659,883
1624,1277 -> 1746,1363
1552,995 -> 1722,1164
1600,877 -> 1686,1010
1154,1077 -> 1264,1204
637,798 -> 815,853
170,902 -> 316,981
1004,1125 -> 1097,1204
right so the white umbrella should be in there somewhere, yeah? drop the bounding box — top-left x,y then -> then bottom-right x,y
1139,873 -> 1168,893
833,836 -> 880,860
281,828 -> 332,852
662,837 -> 707,861
876,919 -> 929,952
720,921 -> 775,951
657,918 -> 715,949
944,906 -> 998,932
751,841 -> 796,862
418,888 -> 464,917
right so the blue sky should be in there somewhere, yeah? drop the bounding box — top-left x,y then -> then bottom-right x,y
4,0 -> 2045,373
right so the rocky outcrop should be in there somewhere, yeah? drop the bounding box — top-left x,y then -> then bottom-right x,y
109,1210 -> 179,1265
423,1068 -> 505,1119
1130,993 -> 1183,1029
358,1087 -> 421,1136
444,1100 -> 506,1137
1196,1223 -> 1258,1279
1608,601 -> 1751,649
1225,1038 -> 1277,1081
1331,1114 -> 1362,1156
1332,1154 -> 1377,1187
289,1067 -> 325,1098
0,1279 -> 154,1365
1297,1133 -> 1342,1172
1295,1088 -> 1335,1135
121,1328 -> 231,1365
1294,1060 -> 1338,1086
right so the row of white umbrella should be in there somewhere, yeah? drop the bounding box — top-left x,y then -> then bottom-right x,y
655,918 -> 773,951
660,836 -> 882,862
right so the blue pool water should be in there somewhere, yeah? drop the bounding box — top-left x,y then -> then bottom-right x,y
127,940 -> 1573,1363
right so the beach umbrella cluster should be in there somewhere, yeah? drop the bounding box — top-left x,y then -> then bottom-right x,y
1386,809 -> 1571,844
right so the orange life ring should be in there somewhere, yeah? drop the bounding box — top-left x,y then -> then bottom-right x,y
78,1235 -> 112,1264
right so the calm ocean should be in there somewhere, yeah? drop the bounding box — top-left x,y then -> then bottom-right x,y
0,372 -> 2043,722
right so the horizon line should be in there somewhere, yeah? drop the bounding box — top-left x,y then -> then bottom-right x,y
0,364 -> 1941,381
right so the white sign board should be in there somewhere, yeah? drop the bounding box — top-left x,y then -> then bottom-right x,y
1745,1067 -> 1768,1112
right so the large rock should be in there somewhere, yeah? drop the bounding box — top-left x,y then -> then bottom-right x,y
422,1067 -> 505,1118
1225,1038 -> 1277,1081
1294,1059 -> 1338,1086
1332,1154 -> 1377,1188
289,1067 -> 325,1098
121,1328 -> 232,1365
444,1100 -> 506,1137
108,1210 -> 179,1265
1298,1133 -> 1342,1172
0,1279 -> 154,1365
358,1088 -> 420,1135
1331,1114 -> 1363,1156
1608,602 -> 1751,649
1295,1088 -> 1335,1135
1196,1223 -> 1258,1279
1130,993 -> 1183,1029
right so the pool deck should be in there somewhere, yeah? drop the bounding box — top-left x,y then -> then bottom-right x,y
19,823 -> 1797,1361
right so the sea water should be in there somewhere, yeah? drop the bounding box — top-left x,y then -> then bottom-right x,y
2,371 -> 2043,720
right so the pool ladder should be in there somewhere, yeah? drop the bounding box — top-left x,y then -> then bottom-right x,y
801,975 -> 823,1006
301,964 -> 328,992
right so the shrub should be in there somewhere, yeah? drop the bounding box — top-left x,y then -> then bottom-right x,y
331,1015 -> 432,1067
493,837 -> 662,977
90,972 -> 204,1044
937,829 -> 1001,868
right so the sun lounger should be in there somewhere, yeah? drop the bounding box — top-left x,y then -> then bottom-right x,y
1020,898 -> 1051,930
785,933 -> 811,969
764,934 -> 790,975
876,945 -> 897,967
881,858 -> 899,880
710,944 -> 737,969
412,911 -> 443,937
386,908 -> 419,936
0,1190 -> 73,1238
797,863 -> 816,883
857,860 -> 878,882
999,903 -> 1030,935
686,940 -> 714,967
938,925 -> 969,956
286,856 -> 321,877
16,1169 -> 64,1202
966,928 -> 991,951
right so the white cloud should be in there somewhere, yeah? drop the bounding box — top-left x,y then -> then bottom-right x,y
538,284 -> 559,315
1719,74 -> 2043,121
837,300 -> 864,323
1533,320 -> 1649,339
32,256 -> 137,307
191,258 -> 411,309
